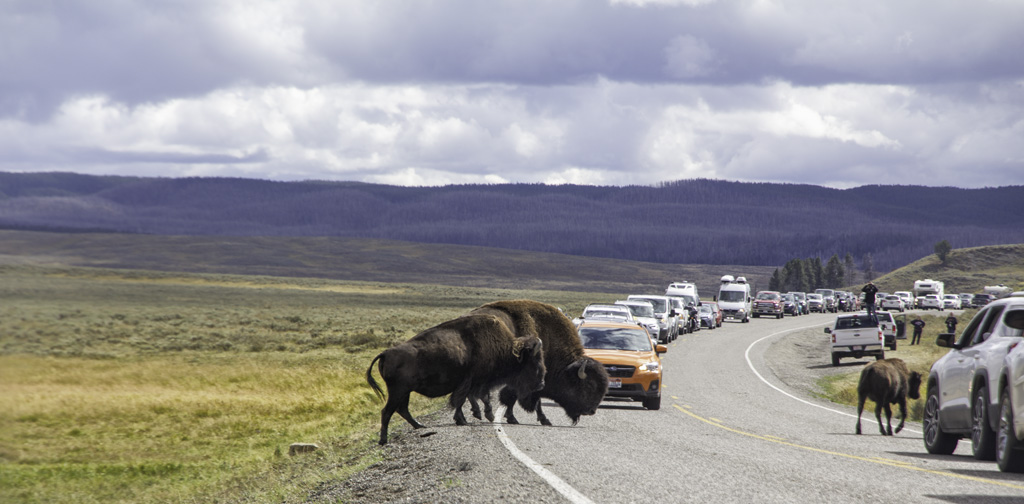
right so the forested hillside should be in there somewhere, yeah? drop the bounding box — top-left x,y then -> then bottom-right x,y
2,172 -> 1022,271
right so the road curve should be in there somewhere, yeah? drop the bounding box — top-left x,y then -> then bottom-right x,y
498,312 -> 1024,503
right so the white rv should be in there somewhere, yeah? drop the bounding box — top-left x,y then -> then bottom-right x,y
984,284 -> 1012,299
666,281 -> 700,307
717,275 -> 753,323
913,279 -> 944,303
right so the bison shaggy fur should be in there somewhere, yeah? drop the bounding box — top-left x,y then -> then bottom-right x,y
469,299 -> 610,426
366,313 -> 546,445
856,358 -> 922,436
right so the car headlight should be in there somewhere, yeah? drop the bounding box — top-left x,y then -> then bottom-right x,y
642,362 -> 660,372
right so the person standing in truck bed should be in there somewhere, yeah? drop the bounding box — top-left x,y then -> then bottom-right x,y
861,281 -> 879,317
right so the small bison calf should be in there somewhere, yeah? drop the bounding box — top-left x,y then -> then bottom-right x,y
856,358 -> 922,436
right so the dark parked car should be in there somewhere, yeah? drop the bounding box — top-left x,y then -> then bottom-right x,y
973,294 -> 995,308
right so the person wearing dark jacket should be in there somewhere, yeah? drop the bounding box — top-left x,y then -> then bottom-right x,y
861,282 -> 879,316
911,317 -> 925,345
945,312 -> 958,334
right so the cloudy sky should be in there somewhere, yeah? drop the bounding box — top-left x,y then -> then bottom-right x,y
2,0 -> 1023,188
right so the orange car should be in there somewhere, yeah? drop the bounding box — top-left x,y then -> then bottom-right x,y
577,319 -> 666,410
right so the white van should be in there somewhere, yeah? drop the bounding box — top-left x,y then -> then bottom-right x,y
717,275 -> 752,323
666,282 -> 699,302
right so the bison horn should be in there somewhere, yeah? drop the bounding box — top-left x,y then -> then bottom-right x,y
577,360 -> 587,379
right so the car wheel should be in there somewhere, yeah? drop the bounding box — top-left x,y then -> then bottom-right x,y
876,352 -> 885,360
997,387 -> 1024,472
924,385 -> 959,455
643,394 -> 661,410
831,354 -> 840,366
972,386 -> 997,460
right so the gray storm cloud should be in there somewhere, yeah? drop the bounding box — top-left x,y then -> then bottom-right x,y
1,0 -> 1022,187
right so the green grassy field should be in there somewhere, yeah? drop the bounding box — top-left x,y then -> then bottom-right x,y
0,265 -> 613,503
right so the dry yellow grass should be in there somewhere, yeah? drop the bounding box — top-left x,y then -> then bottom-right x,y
0,264 -> 608,503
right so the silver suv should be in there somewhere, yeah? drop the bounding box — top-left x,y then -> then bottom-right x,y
994,301 -> 1024,472
924,295 -> 1024,460
626,295 -> 679,344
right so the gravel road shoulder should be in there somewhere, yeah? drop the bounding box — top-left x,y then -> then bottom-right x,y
307,412 -> 568,503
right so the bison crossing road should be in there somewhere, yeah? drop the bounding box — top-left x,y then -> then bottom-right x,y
356,310 -> 1024,502
366,300 -> 609,445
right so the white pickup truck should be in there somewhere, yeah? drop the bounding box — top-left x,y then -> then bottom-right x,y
825,313 -> 886,366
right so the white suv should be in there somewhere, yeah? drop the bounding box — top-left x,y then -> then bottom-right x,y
920,294 -> 943,310
924,295 -> 1024,460
994,301 -> 1024,472
626,295 -> 679,344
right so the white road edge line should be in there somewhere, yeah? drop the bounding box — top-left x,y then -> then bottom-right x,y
493,408 -> 596,504
744,322 -> 923,435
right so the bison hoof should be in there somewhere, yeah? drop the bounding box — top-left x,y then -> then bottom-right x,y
540,418 -> 553,427
485,411 -> 495,422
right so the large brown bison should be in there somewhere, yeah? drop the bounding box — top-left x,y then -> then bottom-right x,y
469,300 -> 609,426
365,313 -> 546,445
856,358 -> 922,436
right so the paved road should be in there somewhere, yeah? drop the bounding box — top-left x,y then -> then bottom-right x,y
499,312 -> 1024,503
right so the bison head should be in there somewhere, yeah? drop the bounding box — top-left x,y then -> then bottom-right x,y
908,371 -> 922,400
543,356 -> 610,424
509,336 -> 546,395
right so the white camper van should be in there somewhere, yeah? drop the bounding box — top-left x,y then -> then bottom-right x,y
717,275 -> 752,323
666,281 -> 699,299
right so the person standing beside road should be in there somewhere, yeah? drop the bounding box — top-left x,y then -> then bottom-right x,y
861,281 -> 879,317
945,312 -> 958,334
911,317 -> 925,345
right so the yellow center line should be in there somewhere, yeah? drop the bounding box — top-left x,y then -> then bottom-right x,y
672,404 -> 1024,491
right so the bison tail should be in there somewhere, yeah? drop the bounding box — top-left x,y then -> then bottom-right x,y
366,353 -> 386,402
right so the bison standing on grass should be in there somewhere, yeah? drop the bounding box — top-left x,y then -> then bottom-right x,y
856,358 -> 922,436
470,300 -> 610,426
365,314 -> 546,445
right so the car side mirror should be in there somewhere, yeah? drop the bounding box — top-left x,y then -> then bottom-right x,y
936,332 -> 956,348
655,344 -> 668,354
824,327 -> 832,334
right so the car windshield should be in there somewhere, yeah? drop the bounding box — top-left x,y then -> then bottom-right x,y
757,293 -> 779,300
718,291 -> 745,302
585,310 -> 627,319
699,305 -> 712,313
579,327 -> 654,352
622,304 -> 655,318
808,294 -> 822,300
634,298 -> 667,312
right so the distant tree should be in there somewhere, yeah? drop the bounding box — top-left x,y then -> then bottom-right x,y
809,257 -> 825,290
934,240 -> 953,264
844,253 -> 858,285
862,253 -> 875,282
781,258 -> 809,293
824,254 -> 844,288
769,268 -> 782,291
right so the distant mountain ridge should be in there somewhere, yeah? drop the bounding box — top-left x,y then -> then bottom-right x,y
1,172 -> 1022,271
